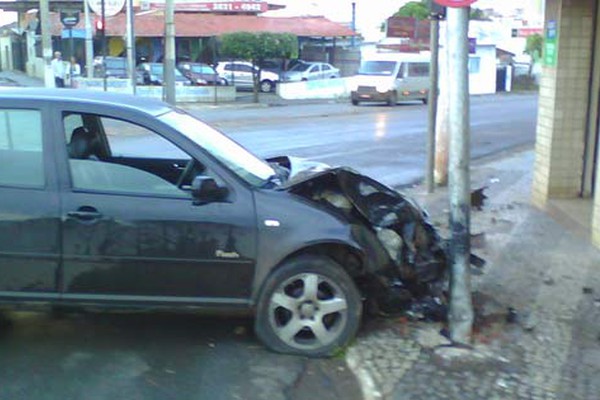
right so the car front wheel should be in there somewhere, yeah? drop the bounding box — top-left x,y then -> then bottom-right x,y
255,255 -> 362,357
260,80 -> 274,92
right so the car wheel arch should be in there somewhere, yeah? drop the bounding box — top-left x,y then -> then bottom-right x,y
252,242 -> 367,304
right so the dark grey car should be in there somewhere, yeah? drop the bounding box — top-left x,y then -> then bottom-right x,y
0,89 -> 448,357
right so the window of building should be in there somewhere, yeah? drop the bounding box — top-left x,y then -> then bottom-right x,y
469,57 -> 481,74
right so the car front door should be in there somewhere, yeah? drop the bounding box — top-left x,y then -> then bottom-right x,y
55,108 -> 257,305
0,104 -> 61,299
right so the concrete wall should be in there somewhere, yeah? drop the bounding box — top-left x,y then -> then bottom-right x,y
74,78 -> 237,103
277,77 -> 352,100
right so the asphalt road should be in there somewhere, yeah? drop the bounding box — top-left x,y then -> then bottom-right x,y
187,93 -> 538,187
0,93 -> 537,400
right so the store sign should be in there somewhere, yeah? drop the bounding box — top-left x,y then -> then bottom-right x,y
544,20 -> 558,67
149,1 -> 269,13
87,0 -> 126,17
433,0 -> 477,7
386,17 -> 429,40
60,10 -> 80,28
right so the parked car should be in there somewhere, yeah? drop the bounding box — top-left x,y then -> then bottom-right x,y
177,62 -> 226,86
350,53 -> 430,106
281,62 -> 340,82
0,89 -> 450,357
93,56 -> 145,84
215,61 -> 278,92
137,62 -> 192,86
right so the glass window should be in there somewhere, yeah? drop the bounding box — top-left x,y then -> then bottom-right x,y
64,113 -> 199,198
358,61 -> 397,76
0,109 -> 44,187
468,57 -> 481,74
407,62 -> 429,77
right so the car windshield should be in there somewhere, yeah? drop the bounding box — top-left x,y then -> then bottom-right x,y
358,61 -> 397,76
191,65 -> 214,74
289,63 -> 310,72
159,110 -> 275,187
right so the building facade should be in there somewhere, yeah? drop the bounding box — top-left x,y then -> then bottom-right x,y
532,0 -> 600,246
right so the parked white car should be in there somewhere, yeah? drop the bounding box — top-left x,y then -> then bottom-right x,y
215,61 -> 279,92
281,62 -> 340,82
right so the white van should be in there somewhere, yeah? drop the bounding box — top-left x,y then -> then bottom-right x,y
350,53 -> 430,106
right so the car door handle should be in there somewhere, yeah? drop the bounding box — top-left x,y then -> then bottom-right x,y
67,207 -> 102,221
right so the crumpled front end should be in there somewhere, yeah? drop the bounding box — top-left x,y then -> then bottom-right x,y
278,164 -> 449,319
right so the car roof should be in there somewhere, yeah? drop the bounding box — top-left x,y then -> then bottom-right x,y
0,88 -> 173,116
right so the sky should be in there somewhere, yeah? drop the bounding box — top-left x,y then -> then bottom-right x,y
265,0 -> 544,41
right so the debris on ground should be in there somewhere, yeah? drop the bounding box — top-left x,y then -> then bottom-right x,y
471,186 -> 488,211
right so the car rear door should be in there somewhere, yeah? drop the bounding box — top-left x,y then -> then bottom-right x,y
54,106 -> 258,306
0,101 -> 61,300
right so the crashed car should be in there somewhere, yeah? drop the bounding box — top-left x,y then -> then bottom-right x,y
0,89 -> 448,357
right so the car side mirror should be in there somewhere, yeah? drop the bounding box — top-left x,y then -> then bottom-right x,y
191,175 -> 229,205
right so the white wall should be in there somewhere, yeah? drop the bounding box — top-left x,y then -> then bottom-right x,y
469,44 -> 497,95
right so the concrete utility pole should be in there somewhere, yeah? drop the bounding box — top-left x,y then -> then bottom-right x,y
40,0 -> 54,87
435,20 -> 449,187
447,5 -> 474,344
426,12 -> 441,193
84,0 -> 93,78
164,0 -> 176,104
126,0 -> 136,94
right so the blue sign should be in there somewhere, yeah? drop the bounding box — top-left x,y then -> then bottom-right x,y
61,29 -> 85,39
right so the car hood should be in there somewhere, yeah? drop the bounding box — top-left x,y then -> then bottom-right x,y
267,156 -> 447,281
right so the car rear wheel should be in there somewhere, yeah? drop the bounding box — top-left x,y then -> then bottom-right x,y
255,255 -> 362,357
351,98 -> 359,106
260,80 -> 274,92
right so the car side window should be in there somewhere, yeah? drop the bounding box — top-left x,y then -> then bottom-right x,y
0,109 -> 44,188
63,113 -> 206,198
322,64 -> 331,72
407,62 -> 429,78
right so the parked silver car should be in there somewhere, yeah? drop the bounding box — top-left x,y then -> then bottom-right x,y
281,62 -> 340,82
215,61 -> 278,92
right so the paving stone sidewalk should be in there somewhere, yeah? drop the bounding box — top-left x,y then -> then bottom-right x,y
346,150 -> 600,400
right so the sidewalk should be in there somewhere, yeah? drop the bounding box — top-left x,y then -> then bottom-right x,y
0,70 -> 43,87
346,149 -> 600,400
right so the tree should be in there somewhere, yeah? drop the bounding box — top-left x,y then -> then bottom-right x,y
393,0 -> 429,20
219,32 -> 298,102
525,33 -> 543,76
469,8 -> 489,20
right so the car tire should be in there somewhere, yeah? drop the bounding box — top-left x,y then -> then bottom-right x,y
220,78 -> 229,86
260,80 -> 274,93
422,97 -> 428,105
351,99 -> 359,106
387,91 -> 398,107
255,255 -> 362,357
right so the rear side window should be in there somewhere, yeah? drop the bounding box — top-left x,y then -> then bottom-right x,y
407,62 -> 430,77
0,109 -> 44,187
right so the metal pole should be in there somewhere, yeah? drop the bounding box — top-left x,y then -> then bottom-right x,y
40,0 -> 54,87
101,0 -> 107,91
351,2 -> 356,47
69,27 -> 74,86
164,0 -> 176,104
126,0 -> 136,94
447,6 -> 473,345
426,14 -> 440,193
84,0 -> 93,78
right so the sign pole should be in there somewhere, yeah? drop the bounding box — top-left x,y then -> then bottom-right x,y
426,12 -> 441,193
84,0 -> 93,78
101,0 -> 107,92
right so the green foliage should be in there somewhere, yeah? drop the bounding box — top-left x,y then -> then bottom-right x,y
525,33 -> 544,59
219,32 -> 298,66
393,1 -> 429,20
469,8 -> 489,20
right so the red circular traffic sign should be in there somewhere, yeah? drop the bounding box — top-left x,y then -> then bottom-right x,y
434,0 -> 478,7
